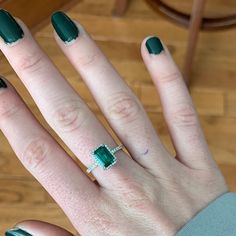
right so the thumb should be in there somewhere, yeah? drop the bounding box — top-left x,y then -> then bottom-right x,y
5,220 -> 75,236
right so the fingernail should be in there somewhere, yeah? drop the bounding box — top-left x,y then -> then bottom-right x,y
0,78 -> 7,88
145,36 -> 164,55
5,227 -> 32,236
0,9 -> 24,44
51,11 -> 79,44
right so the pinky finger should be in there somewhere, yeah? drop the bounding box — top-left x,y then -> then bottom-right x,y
141,36 -> 216,170
6,220 -> 74,236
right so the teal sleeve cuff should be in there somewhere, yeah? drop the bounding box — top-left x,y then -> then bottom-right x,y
176,192 -> 236,236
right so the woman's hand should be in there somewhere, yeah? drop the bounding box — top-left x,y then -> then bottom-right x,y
0,10 -> 227,236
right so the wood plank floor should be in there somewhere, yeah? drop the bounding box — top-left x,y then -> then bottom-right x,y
0,0 -> 236,234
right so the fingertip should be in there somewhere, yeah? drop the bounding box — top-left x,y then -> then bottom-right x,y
141,35 -> 154,56
0,75 -> 8,89
141,36 -> 168,64
0,75 -> 16,94
14,17 -> 29,34
5,224 -> 32,236
13,220 -> 74,236
140,35 -> 184,89
13,220 -> 43,235
50,11 -> 81,46
0,13 -> 33,50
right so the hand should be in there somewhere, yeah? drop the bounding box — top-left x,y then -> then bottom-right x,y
0,11 -> 227,236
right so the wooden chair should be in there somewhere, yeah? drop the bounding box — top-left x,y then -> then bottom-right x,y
113,0 -> 236,86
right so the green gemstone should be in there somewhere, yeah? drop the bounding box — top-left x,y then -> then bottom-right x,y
94,145 -> 116,169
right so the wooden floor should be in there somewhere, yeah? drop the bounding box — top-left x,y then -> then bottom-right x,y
1,0 -> 236,234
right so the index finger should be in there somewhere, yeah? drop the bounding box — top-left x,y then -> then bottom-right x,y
0,78 -> 99,230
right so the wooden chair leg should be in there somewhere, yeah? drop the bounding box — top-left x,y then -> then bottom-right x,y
183,0 -> 207,87
112,0 -> 129,16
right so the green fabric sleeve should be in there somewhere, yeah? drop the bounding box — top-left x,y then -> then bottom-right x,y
176,192 -> 236,236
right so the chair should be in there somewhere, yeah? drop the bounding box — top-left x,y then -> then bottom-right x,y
113,0 -> 236,86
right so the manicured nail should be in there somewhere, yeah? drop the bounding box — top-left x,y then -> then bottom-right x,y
51,11 -> 79,43
145,36 -> 164,55
5,227 -> 32,236
0,78 -> 7,88
0,9 -> 24,44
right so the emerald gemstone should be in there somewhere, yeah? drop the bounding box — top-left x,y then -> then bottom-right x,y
93,145 -> 116,169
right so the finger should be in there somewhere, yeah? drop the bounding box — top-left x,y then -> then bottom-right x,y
141,36 -> 216,170
51,11 -> 173,172
6,220 -> 74,236
0,9 -> 137,188
0,77 -> 99,228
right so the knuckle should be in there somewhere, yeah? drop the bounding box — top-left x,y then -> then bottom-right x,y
107,92 -> 141,124
125,194 -> 149,211
0,94 -> 21,121
85,210 -> 117,234
16,51 -> 45,73
169,104 -> 198,127
158,71 -> 181,84
114,176 -> 152,210
76,51 -> 101,68
22,137 -> 51,170
52,98 -> 86,133
120,183 -> 151,212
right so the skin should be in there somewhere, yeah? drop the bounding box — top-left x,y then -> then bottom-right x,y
0,16 -> 228,236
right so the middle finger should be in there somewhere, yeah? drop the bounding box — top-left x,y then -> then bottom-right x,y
0,9 -> 138,189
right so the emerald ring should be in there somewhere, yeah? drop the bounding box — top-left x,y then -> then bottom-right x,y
86,144 -> 123,174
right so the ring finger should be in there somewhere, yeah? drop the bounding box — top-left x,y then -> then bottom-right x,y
51,11 -> 172,172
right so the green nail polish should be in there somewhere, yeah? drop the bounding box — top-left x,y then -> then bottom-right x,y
0,78 -> 7,88
0,9 -> 24,44
5,227 -> 32,236
145,36 -> 164,55
51,11 -> 79,43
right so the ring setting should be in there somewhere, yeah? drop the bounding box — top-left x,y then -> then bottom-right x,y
86,144 -> 123,174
